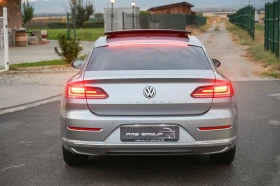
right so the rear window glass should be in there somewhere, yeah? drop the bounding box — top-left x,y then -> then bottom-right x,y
86,45 -> 211,71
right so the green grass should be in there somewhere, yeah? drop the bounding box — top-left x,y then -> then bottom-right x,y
225,22 -> 280,78
10,59 -> 68,69
214,25 -> 220,32
10,55 -> 87,70
30,28 -> 104,41
263,72 -> 280,78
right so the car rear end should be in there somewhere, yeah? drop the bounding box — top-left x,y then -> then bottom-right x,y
60,30 -> 238,165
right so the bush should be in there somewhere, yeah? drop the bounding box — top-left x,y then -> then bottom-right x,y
54,34 -> 83,64
48,21 -> 104,29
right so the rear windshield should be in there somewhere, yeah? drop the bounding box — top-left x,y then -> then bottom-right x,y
86,45 -> 211,71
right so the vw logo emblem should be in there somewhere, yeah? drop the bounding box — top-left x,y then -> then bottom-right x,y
143,86 -> 156,99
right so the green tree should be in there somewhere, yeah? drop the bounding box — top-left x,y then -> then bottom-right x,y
22,0 -> 34,26
70,0 -> 95,28
94,13 -> 103,18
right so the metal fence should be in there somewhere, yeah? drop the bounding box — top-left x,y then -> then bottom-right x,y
123,13 -> 141,30
122,14 -> 207,31
228,5 -> 255,40
265,1 -> 280,57
139,14 -> 187,30
186,15 -> 207,26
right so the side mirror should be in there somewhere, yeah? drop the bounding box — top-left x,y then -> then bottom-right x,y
212,59 -> 221,68
71,59 -> 84,69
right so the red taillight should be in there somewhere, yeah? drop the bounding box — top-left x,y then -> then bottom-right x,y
198,125 -> 232,131
108,43 -> 188,47
66,84 -> 108,99
191,81 -> 234,98
67,126 -> 103,132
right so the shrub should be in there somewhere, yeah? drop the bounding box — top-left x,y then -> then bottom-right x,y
54,33 -> 83,64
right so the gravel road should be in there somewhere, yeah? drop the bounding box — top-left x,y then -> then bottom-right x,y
196,23 -> 273,81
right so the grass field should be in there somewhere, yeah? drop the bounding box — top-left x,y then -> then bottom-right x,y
31,28 -> 104,41
226,22 -> 280,78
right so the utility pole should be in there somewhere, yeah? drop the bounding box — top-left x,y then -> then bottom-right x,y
111,0 -> 115,31
131,1 -> 136,29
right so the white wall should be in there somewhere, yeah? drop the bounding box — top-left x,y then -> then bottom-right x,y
104,7 -> 140,32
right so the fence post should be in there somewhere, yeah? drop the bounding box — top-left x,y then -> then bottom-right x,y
3,7 -> 9,71
278,0 -> 280,57
265,3 -> 269,51
276,1 -> 279,57
122,12 -> 125,30
67,12 -> 70,40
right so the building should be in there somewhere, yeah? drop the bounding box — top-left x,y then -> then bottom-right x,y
0,0 -> 22,29
148,2 -> 196,15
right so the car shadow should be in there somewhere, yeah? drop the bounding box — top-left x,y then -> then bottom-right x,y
60,155 -> 235,185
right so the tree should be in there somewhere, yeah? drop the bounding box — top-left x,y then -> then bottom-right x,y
94,13 -> 104,18
93,13 -> 104,21
70,0 -> 95,28
22,0 -> 34,26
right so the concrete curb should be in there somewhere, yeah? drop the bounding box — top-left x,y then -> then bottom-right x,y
0,94 -> 61,115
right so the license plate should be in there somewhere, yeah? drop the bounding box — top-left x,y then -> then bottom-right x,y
120,126 -> 179,142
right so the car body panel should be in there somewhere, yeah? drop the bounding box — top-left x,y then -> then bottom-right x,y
60,32 -> 238,156
84,70 -> 215,116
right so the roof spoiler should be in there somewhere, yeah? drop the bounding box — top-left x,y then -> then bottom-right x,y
105,29 -> 192,37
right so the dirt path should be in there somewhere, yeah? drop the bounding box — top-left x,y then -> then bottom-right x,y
196,23 -> 273,81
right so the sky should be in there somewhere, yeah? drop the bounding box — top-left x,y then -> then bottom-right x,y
27,0 -> 274,14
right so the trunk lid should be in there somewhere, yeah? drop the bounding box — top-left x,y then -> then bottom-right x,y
84,70 -> 216,116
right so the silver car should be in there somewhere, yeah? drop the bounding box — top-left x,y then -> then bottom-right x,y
60,30 -> 238,166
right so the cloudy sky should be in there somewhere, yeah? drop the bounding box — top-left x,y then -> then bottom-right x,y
27,0 -> 273,13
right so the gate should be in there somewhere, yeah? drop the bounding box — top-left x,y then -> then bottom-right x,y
0,7 -> 9,71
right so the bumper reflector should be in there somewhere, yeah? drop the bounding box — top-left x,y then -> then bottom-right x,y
198,125 -> 232,131
67,126 -> 102,132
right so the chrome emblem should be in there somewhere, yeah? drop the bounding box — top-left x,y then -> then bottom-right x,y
143,86 -> 156,99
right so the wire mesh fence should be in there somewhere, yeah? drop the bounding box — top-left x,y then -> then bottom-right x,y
121,14 -> 207,30
228,5 -> 255,40
186,15 -> 207,26
265,1 -> 280,57
139,14 -> 187,30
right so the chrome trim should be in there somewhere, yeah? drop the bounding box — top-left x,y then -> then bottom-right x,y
71,148 -> 99,156
201,147 -> 229,155
194,137 -> 237,145
62,136 -> 237,147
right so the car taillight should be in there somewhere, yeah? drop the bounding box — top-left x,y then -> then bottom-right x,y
191,81 -> 234,98
66,84 -> 108,99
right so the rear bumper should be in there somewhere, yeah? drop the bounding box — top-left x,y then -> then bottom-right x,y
62,136 -> 237,155
61,96 -> 238,155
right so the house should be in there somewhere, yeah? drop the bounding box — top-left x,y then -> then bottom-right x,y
0,0 -> 22,29
148,1 -> 196,15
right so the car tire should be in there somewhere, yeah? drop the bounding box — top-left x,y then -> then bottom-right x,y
62,145 -> 88,166
209,146 -> 236,164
